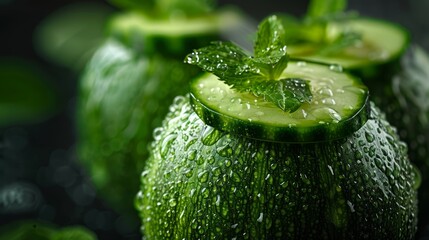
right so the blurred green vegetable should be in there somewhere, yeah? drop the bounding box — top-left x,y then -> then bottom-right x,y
76,0 -> 246,221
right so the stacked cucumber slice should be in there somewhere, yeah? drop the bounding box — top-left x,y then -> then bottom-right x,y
190,62 -> 369,142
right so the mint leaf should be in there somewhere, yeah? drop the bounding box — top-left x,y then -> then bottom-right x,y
253,15 -> 289,80
185,15 -> 313,112
185,41 -> 264,84
278,0 -> 361,56
307,0 -> 347,19
253,78 -> 312,112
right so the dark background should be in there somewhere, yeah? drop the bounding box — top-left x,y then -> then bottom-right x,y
1,0 -> 428,239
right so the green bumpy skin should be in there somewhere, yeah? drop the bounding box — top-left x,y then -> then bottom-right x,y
77,39 -> 200,215
377,46 -> 429,231
137,96 -> 418,239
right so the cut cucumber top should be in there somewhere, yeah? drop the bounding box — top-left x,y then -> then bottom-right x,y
288,18 -> 409,70
108,8 -> 244,37
107,8 -> 245,56
190,61 -> 369,142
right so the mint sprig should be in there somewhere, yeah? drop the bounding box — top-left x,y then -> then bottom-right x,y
279,0 -> 361,56
185,15 -> 312,113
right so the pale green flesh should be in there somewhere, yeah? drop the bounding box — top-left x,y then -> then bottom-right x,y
288,18 -> 408,68
109,9 -> 244,36
191,62 -> 368,130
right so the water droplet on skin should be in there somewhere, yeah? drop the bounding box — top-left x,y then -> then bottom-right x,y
217,145 -> 233,157
187,150 -> 197,161
257,212 -> 264,222
161,134 -> 177,157
191,220 -> 198,229
198,171 -> 209,183
300,173 -> 311,185
153,127 -> 163,141
222,206 -> 229,216
327,165 -> 334,175
365,131 -> 375,143
208,157 -> 215,165
347,201 -> 355,213
225,160 -> 232,167
212,167 -> 221,176
173,96 -> 187,106
232,172 -> 241,183
270,163 -> 277,170
215,195 -> 221,206
185,170 -> 193,178
169,198 -> 177,207
196,157 -> 204,165
201,126 -> 224,146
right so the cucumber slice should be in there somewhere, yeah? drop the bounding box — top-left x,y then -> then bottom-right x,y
190,61 -> 369,142
288,18 -> 409,79
107,8 -> 245,56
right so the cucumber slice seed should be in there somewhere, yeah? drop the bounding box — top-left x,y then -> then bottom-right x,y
190,61 -> 369,142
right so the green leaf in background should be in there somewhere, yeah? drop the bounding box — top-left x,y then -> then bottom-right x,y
34,2 -> 113,72
0,59 -> 58,127
307,0 -> 347,19
185,15 -> 312,112
0,221 -> 97,240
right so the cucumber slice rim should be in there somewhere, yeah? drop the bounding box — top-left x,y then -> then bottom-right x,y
190,62 -> 370,143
